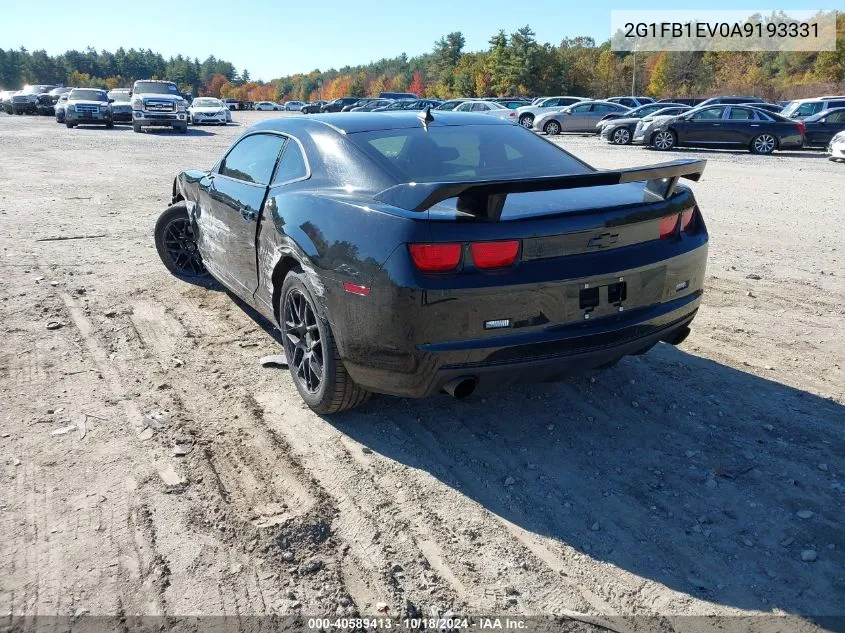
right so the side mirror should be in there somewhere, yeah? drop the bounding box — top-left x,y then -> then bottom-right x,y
108,98 -> 114,103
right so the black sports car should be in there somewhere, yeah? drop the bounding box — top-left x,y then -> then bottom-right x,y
155,111 -> 709,413
644,104 -> 804,154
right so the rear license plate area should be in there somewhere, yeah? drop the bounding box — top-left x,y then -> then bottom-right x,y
579,281 -> 627,319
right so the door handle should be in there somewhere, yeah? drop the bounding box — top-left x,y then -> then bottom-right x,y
712,123 -> 720,126
240,206 -> 257,221
750,124 -> 760,127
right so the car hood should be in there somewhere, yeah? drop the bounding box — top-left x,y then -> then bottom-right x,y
190,106 -> 224,112
137,94 -> 182,100
640,115 -> 681,127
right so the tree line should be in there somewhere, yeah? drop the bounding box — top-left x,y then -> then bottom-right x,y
2,16 -> 842,103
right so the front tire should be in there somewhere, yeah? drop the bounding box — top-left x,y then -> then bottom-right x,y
66,122 -> 74,128
751,133 -> 776,155
611,127 -> 632,145
544,120 -> 561,135
281,270 -> 371,414
154,202 -> 208,279
177,124 -> 188,134
133,122 -> 142,133
652,129 -> 676,151
106,121 -> 114,129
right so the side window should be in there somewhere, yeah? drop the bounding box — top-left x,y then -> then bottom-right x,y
571,104 -> 591,113
728,108 -> 753,120
827,111 -> 845,123
272,140 -> 308,184
829,101 -> 845,109
218,134 -> 285,185
471,102 -> 489,111
591,104 -> 614,113
690,107 -> 724,120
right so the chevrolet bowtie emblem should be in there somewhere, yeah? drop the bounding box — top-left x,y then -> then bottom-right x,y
587,232 -> 620,249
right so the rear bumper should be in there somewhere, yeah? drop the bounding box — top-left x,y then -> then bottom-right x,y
337,241 -> 708,398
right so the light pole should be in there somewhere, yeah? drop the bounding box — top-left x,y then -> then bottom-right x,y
631,39 -> 639,96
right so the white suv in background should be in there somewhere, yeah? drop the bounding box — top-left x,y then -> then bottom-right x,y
514,96 -> 586,128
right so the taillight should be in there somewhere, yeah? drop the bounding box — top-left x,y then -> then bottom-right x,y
680,208 -> 695,231
796,121 -> 805,136
408,243 -> 462,272
471,240 -> 520,269
659,215 -> 679,240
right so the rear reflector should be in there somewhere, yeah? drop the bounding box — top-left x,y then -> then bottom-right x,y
681,208 -> 695,231
796,121 -> 805,136
471,240 -> 520,269
409,243 -> 462,271
659,215 -> 679,240
343,282 -> 370,296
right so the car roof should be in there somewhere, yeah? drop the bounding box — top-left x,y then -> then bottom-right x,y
250,111 -> 512,135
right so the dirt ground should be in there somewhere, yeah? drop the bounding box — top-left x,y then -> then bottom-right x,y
0,111 -> 843,632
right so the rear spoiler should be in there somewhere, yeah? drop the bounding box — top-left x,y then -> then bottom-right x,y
373,158 -> 706,220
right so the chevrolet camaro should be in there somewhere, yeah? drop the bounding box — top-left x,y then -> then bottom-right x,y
154,110 -> 709,413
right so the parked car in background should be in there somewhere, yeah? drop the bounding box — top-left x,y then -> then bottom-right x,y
749,103 -> 783,114
47,87 -> 72,105
639,104 -> 804,154
600,105 -> 691,145
301,101 -> 326,114
188,97 -> 229,125
285,101 -> 306,111
223,98 -> 241,111
607,96 -> 655,108
0,90 -> 16,113
350,99 -> 394,112
322,97 -> 360,112
255,101 -> 282,111
658,98 -> 705,107
379,91 -> 417,99
801,108 -> 845,147
535,100 -> 630,135
598,102 -> 687,125
434,99 -> 469,111
131,79 -> 188,133
372,99 -> 442,112
781,96 -> 845,119
11,85 -> 57,114
453,100 -> 517,121
64,88 -> 114,129
154,111 -> 709,413
54,92 -> 70,123
514,96 -> 586,128
495,99 -> 530,110
341,98 -> 379,112
827,130 -> 845,161
107,89 -> 133,123
697,96 -> 764,107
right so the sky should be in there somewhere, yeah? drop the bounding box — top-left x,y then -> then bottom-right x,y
1,1 -> 840,81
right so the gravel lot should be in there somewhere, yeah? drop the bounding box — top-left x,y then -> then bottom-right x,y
0,111 -> 843,631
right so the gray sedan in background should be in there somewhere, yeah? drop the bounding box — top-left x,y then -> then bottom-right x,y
599,105 -> 691,144
534,100 -> 629,135
453,100 -> 518,122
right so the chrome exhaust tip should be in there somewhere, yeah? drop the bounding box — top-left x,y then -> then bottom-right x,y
441,376 -> 478,400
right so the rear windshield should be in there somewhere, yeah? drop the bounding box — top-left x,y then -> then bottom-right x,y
349,124 -> 590,183
70,89 -> 108,101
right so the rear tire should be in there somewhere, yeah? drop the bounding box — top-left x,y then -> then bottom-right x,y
750,133 -> 776,154
154,202 -> 208,279
280,269 -> 371,414
519,114 -> 534,128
